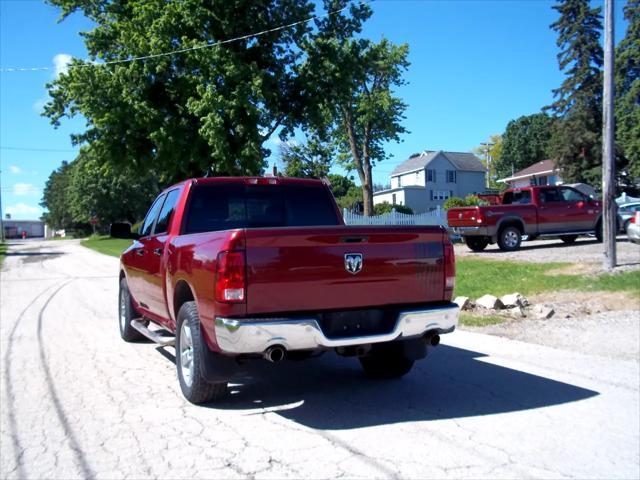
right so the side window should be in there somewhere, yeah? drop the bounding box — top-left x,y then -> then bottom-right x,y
559,187 -> 585,202
539,188 -> 562,203
153,189 -> 181,235
140,195 -> 166,237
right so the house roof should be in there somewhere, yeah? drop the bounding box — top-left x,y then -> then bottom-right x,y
390,150 -> 485,176
500,159 -> 557,182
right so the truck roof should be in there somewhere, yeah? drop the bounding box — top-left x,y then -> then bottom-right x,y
162,176 -> 328,193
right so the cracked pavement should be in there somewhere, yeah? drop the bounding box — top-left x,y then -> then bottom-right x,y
1,239 -> 638,479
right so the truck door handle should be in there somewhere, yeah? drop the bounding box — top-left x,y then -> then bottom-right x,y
153,248 -> 163,256
136,248 -> 144,256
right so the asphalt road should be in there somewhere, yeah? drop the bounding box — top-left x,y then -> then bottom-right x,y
1,240 -> 639,479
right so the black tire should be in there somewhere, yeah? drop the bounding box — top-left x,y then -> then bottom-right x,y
497,226 -> 522,252
119,278 -> 145,342
560,235 -> 578,244
623,219 -> 631,234
359,345 -> 415,379
176,301 -> 227,404
595,221 -> 603,242
465,236 -> 489,252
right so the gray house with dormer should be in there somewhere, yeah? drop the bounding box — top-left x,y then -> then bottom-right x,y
373,150 -> 486,213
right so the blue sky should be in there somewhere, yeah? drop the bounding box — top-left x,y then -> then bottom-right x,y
0,0 -> 630,220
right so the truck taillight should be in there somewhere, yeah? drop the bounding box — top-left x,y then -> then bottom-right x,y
215,251 -> 246,303
444,241 -> 455,301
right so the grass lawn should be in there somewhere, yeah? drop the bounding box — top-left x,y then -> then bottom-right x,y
455,258 -> 640,300
81,235 -> 133,258
0,243 -> 6,268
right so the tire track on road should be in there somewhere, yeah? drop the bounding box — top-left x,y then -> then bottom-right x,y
3,282 -> 62,479
36,280 -> 97,480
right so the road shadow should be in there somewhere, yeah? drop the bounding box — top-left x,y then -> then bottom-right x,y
475,236 -> 630,254
198,345 -> 598,429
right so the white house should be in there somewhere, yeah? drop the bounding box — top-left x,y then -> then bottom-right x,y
373,150 -> 486,213
498,159 -> 563,188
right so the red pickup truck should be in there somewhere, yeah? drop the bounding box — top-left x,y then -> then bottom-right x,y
448,185 -> 602,252
113,177 -> 458,404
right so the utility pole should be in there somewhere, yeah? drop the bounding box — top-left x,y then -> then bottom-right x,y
481,142 -> 494,189
602,0 -> 616,270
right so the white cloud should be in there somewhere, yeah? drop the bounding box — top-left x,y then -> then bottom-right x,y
8,165 -> 23,174
13,183 -> 39,196
53,53 -> 72,78
33,97 -> 47,113
5,203 -> 41,217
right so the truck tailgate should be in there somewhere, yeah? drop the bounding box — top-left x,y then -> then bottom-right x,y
447,206 -> 483,227
244,226 -> 447,315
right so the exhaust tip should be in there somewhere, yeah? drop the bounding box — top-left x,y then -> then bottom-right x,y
264,345 -> 285,363
427,333 -> 440,347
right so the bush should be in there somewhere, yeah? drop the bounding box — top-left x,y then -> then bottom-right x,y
443,195 -> 489,210
374,202 -> 413,215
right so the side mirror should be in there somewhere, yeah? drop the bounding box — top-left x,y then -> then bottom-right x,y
110,222 -> 139,239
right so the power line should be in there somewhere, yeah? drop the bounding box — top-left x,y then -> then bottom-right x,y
0,0 -> 372,73
0,146 -> 79,152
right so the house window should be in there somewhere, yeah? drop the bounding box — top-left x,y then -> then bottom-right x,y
426,169 -> 435,182
398,175 -> 403,187
431,190 -> 451,201
392,193 -> 396,204
446,170 -> 457,183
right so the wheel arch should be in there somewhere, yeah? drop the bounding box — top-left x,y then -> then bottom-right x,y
173,279 -> 196,321
496,217 -> 525,234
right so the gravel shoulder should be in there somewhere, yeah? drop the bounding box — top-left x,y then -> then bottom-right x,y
455,236 -> 640,274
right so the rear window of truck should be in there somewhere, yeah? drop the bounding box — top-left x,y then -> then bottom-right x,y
184,183 -> 340,234
502,190 -> 532,205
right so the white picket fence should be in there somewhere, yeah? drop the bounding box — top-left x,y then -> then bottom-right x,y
343,207 -> 448,227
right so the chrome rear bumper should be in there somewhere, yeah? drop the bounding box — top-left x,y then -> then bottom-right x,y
214,303 -> 459,354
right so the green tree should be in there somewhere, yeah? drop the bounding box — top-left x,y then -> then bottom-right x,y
301,2 -> 409,216
280,139 -> 333,178
40,161 -> 74,229
44,0 -> 327,182
546,0 -> 603,184
67,149 -> 158,225
327,173 -> 356,198
615,0 -> 640,181
498,114 -> 555,179
472,134 -> 503,188
373,202 -> 412,215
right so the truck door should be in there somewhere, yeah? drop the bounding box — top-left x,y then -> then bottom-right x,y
558,186 -> 596,231
141,188 -> 181,321
125,193 -> 166,311
537,187 -> 586,233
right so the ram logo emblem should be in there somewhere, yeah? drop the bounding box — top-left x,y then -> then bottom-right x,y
344,253 -> 363,275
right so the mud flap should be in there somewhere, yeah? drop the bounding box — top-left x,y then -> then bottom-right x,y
199,340 -> 245,383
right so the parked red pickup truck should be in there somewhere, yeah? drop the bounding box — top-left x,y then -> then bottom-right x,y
448,185 -> 602,252
113,177 -> 458,403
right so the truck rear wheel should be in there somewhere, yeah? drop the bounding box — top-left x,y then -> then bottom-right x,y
118,278 -> 145,342
176,301 -> 227,404
359,344 -> 415,379
465,237 -> 489,252
497,226 -> 522,251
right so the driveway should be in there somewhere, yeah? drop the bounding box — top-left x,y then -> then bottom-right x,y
456,236 -> 640,273
1,240 -> 638,479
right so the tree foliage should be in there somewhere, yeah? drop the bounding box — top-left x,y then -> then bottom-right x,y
40,161 -> 74,229
546,0 -> 604,184
472,133 -> 503,188
498,113 -> 555,178
44,0 -> 326,182
280,139 -> 333,178
373,202 -> 412,215
67,149 -> 158,225
301,1 -> 409,216
615,0 -> 640,181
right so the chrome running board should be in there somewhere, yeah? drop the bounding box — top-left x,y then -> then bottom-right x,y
131,319 -> 175,347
